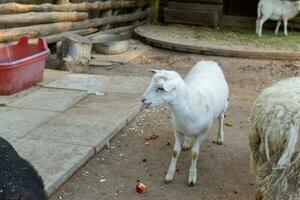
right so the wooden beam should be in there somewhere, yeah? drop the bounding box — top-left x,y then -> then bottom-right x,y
0,1 -> 150,14
0,12 -> 88,25
86,22 -> 146,41
45,28 -> 97,44
0,11 -> 147,43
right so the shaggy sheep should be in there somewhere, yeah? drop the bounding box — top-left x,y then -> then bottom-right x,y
0,137 -> 46,200
256,0 -> 300,37
250,77 -> 300,200
141,61 -> 229,186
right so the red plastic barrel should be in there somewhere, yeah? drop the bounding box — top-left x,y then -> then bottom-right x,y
0,36 -> 50,95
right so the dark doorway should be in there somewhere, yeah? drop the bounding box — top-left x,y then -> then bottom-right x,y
224,0 -> 260,17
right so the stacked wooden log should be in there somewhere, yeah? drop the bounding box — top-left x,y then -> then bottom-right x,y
0,0 -> 150,43
164,0 -> 223,27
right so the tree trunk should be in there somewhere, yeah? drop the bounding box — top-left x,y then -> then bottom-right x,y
57,34 -> 92,73
0,12 -> 88,25
0,11 -> 147,43
0,1 -> 150,14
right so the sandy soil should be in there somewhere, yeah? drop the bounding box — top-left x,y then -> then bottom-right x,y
49,47 -> 300,200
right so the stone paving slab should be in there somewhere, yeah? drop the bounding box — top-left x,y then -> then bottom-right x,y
0,86 -> 41,106
101,76 -> 149,94
0,107 -> 57,142
9,88 -> 88,112
24,94 -> 140,152
40,74 -> 110,92
41,74 -> 149,95
0,69 -> 148,197
91,39 -> 151,64
12,138 -> 94,195
41,69 -> 70,85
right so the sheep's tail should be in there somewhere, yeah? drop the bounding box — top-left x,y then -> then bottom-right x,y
265,124 -> 299,169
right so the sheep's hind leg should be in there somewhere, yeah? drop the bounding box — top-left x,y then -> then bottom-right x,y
182,136 -> 192,151
275,20 -> 281,35
283,18 -> 288,36
214,112 -> 225,145
165,130 -> 183,184
214,101 -> 228,145
188,131 -> 207,186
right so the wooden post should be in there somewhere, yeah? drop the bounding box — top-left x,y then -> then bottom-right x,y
56,0 -> 69,4
57,34 -> 92,73
101,0 -> 113,30
152,0 -> 159,24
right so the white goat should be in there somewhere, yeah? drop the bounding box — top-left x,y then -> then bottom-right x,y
256,0 -> 300,37
141,61 -> 229,186
250,77 -> 300,199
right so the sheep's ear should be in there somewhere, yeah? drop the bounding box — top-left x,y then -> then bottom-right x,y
148,69 -> 159,74
163,79 -> 177,92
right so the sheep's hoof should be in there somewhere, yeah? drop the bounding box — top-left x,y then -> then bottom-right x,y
164,173 -> 174,184
213,140 -> 223,145
188,181 -> 195,187
188,172 -> 197,186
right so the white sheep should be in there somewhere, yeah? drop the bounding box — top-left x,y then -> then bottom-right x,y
256,0 -> 300,37
250,77 -> 300,199
141,61 -> 229,186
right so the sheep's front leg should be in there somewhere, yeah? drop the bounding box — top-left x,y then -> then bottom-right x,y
283,18 -> 288,36
275,20 -> 281,35
257,16 -> 268,37
165,130 -> 183,184
188,132 -> 207,186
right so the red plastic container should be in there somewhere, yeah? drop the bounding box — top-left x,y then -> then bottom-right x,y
0,36 -> 50,95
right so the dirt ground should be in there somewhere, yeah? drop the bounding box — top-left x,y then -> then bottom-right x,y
49,46 -> 300,200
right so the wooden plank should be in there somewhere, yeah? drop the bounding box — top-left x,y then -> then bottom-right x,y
164,8 -> 219,27
169,0 -> 223,5
219,15 -> 255,29
168,2 -> 223,13
219,15 -> 295,30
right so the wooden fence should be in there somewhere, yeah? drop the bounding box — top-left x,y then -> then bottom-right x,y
0,0 -> 150,43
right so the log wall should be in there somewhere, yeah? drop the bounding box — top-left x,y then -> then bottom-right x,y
0,0 -> 150,43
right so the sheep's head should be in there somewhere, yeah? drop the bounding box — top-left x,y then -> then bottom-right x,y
141,69 -> 182,111
295,1 -> 300,10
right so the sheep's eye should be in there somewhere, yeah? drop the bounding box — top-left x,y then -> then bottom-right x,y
157,87 -> 164,92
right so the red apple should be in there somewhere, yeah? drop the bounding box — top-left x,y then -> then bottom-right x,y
136,181 -> 147,194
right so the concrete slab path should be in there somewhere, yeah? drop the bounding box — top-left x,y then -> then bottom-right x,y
0,69 -> 149,196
